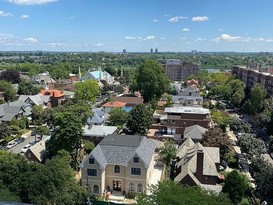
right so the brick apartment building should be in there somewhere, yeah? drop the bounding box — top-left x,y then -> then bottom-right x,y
152,106 -> 211,142
164,59 -> 200,82
232,66 -> 273,95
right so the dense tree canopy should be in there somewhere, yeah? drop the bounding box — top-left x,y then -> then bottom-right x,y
202,128 -> 232,158
18,79 -> 40,95
222,170 -> 249,204
0,80 -> 16,102
108,107 -> 128,126
137,179 -> 232,205
130,60 -> 170,102
237,134 -> 266,158
126,104 -> 153,135
0,69 -> 20,84
75,79 -> 99,102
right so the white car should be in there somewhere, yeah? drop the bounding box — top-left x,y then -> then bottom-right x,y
20,144 -> 31,153
6,141 -> 17,149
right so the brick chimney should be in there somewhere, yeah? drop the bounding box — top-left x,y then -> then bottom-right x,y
196,149 -> 204,183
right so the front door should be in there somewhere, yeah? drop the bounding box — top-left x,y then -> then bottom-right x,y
113,180 -> 121,191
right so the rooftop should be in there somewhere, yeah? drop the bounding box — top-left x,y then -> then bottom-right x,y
164,106 -> 209,115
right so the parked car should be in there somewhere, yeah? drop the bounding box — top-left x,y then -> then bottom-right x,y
6,141 -> 17,149
15,138 -> 25,144
21,144 -> 32,153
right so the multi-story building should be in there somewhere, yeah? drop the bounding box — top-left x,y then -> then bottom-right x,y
152,106 -> 210,142
232,66 -> 273,95
164,59 -> 200,82
80,134 -> 157,196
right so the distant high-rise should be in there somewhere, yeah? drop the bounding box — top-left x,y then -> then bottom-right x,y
164,59 -> 200,81
123,49 -> 126,54
150,48 -> 153,54
155,48 -> 158,53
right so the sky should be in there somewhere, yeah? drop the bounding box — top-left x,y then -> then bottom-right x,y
1,0 -> 273,52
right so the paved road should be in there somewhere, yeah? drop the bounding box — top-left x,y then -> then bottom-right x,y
9,135 -> 36,154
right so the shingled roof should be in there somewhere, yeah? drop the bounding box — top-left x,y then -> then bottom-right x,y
183,125 -> 208,141
82,134 -> 156,169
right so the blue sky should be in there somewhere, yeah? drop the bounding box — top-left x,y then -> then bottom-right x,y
1,0 -> 273,52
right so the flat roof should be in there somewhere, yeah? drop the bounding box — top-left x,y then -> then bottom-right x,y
164,106 -> 209,115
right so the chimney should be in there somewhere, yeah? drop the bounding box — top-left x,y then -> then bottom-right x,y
196,149 -> 204,182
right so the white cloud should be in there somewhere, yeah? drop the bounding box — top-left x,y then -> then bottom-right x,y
125,35 -> 155,41
125,36 -> 136,40
182,28 -> 190,32
24,37 -> 37,43
159,37 -> 165,40
0,11 -> 13,17
180,37 -> 187,40
20,14 -> 29,19
95,43 -> 104,47
153,19 -> 158,23
145,35 -> 155,40
218,28 -> 223,32
212,34 -> 241,42
168,16 -> 188,23
192,16 -> 209,22
8,0 -> 58,5
196,38 -> 207,41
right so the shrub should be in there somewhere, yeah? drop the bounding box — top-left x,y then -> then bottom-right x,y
125,192 -> 137,199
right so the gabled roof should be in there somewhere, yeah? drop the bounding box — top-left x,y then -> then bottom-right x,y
103,101 -> 126,108
18,94 -> 50,106
175,138 -> 219,183
183,125 -> 208,140
40,89 -> 64,97
81,70 -> 112,81
87,108 -> 106,125
0,104 -> 24,121
81,135 -> 156,169
27,140 -> 46,162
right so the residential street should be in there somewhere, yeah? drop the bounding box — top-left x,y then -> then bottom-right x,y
9,132 -> 36,154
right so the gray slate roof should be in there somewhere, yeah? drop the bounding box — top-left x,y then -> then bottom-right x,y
87,108 -> 106,125
175,138 -> 219,184
18,94 -> 50,107
183,125 -> 208,140
0,104 -> 24,121
82,135 -> 156,169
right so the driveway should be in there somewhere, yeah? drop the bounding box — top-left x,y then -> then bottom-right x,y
9,134 -> 36,154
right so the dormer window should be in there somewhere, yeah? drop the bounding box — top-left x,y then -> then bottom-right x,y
89,157 -> 95,164
133,157 -> 139,163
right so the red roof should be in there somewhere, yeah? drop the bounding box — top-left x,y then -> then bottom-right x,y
40,89 -> 64,98
103,101 -> 126,108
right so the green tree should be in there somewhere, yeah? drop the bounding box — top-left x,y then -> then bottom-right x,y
210,110 -> 234,132
0,183 -> 21,202
202,128 -> 232,158
137,179 -> 232,205
248,84 -> 267,114
159,140 -> 176,166
126,104 -> 153,135
31,105 -> 45,125
47,112 -> 83,168
208,85 -> 232,100
108,107 -> 128,126
113,84 -> 124,94
75,79 -> 99,102
237,134 -> 266,158
83,140 -> 95,154
130,60 -> 170,102
223,170 -> 249,204
0,80 -> 16,102
0,69 -> 20,84
28,150 -> 86,205
231,89 -> 245,107
18,79 -> 40,95
0,123 -> 12,139
34,126 -> 50,141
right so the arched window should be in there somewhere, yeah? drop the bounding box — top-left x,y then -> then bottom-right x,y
93,184 -> 99,194
114,165 -> 120,173
137,183 -> 143,193
129,183 -> 135,192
